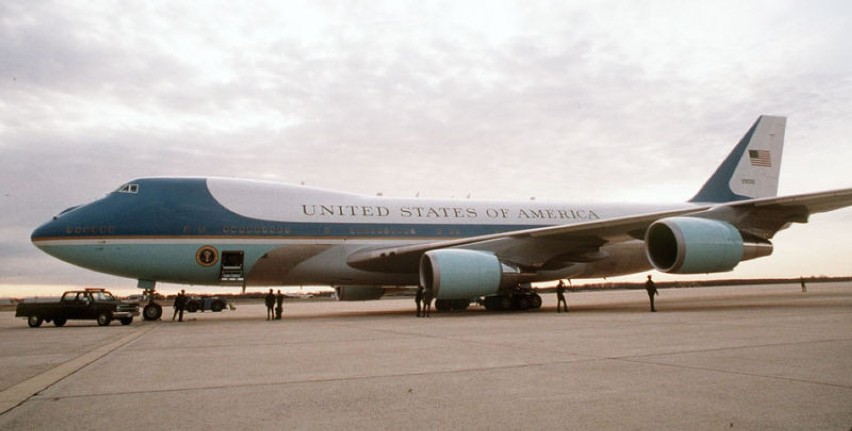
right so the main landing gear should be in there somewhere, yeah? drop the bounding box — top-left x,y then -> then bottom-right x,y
433,285 -> 544,313
481,285 -> 543,311
433,298 -> 473,312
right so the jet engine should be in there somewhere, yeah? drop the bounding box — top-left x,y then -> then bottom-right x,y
333,286 -> 385,301
645,216 -> 772,274
419,249 -> 520,299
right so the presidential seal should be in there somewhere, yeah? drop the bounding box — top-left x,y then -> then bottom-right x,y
196,245 -> 219,267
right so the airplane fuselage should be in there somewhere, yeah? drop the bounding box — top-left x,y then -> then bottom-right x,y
31,177 -> 681,288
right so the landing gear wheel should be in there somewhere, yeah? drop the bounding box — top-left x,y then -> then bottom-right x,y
53,317 -> 67,327
28,315 -> 44,328
143,303 -> 162,321
451,299 -> 471,311
97,311 -> 112,326
434,299 -> 451,312
530,294 -> 542,309
482,296 -> 498,311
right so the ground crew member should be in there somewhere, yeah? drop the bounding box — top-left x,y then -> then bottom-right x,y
415,285 -> 424,317
645,275 -> 658,312
275,289 -> 284,320
265,289 -> 275,320
556,280 -> 568,313
423,287 -> 433,317
172,289 -> 187,322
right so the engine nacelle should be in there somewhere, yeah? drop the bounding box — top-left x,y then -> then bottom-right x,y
333,286 -> 385,301
419,249 -> 519,300
645,217 -> 772,274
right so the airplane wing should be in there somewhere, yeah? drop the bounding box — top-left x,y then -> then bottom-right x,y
689,187 -> 852,239
347,187 -> 852,273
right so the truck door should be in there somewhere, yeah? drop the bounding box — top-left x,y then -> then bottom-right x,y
220,251 -> 245,283
63,292 -> 89,319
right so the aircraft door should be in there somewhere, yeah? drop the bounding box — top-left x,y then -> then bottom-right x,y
220,251 -> 245,282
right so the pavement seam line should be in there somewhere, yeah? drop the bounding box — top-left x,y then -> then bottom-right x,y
20,356 -> 617,400
0,322 -> 160,415
612,356 -> 852,390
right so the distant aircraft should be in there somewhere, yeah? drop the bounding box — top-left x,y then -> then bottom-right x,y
31,116 -> 852,320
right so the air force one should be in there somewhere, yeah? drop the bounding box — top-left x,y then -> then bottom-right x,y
31,116 -> 852,320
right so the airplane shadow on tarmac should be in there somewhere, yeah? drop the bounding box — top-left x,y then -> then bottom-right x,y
103,288 -> 849,325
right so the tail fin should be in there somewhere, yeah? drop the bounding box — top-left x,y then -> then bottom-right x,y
690,115 -> 786,203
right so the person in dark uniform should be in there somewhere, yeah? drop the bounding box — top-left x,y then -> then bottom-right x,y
645,275 -> 658,312
800,277 -> 807,293
556,280 -> 568,313
415,285 -> 424,317
172,289 -> 187,322
275,289 -> 284,320
422,286 -> 433,317
264,289 -> 275,320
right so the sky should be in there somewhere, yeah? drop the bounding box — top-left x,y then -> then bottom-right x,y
1,0 -> 851,297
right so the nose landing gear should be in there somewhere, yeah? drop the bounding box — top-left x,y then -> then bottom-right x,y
138,279 -> 163,321
143,300 -> 162,321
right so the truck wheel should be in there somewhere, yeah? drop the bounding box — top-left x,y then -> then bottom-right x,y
97,311 -> 112,326
143,303 -> 162,321
211,301 -> 224,312
119,317 -> 133,325
53,317 -> 67,327
27,315 -> 44,328
186,301 -> 199,313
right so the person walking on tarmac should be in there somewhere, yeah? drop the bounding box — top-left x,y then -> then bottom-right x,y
556,280 -> 568,313
415,285 -> 424,317
645,275 -> 659,312
264,289 -> 275,320
172,289 -> 187,322
275,289 -> 284,320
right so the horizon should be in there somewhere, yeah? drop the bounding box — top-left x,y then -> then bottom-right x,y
4,274 -> 847,300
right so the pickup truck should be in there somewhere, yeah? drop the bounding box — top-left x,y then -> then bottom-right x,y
15,288 -> 140,327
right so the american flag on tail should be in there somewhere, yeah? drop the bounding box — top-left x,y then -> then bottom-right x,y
749,149 -> 771,167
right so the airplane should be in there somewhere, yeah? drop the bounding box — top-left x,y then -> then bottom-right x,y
31,115 -> 852,320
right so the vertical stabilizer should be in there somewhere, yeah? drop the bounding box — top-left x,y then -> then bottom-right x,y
690,115 -> 786,203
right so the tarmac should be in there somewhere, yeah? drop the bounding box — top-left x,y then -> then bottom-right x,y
0,282 -> 850,430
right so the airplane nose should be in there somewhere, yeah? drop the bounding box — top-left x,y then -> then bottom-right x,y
31,219 -> 62,250
31,205 -> 84,248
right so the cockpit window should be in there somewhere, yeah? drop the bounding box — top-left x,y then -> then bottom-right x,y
116,183 -> 139,194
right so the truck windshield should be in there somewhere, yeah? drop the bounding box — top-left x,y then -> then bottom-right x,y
89,291 -> 115,301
